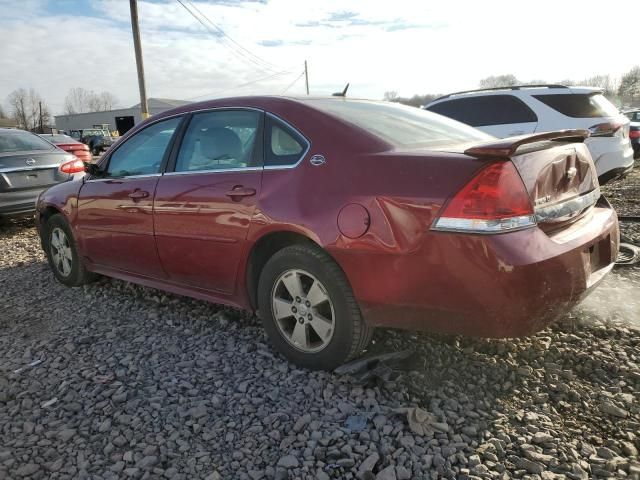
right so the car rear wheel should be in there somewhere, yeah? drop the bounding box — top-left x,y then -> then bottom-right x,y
45,214 -> 96,287
257,244 -> 372,370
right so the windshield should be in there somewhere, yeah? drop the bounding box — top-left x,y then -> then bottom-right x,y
307,99 -> 492,148
0,130 -> 57,153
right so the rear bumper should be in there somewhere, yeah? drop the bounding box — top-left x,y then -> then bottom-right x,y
0,190 -> 44,216
586,138 -> 634,181
331,198 -> 619,338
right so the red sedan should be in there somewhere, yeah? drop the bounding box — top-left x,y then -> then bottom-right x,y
39,134 -> 92,162
35,97 -> 619,370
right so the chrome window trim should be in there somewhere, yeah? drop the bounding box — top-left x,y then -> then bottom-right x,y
164,166 -> 263,176
0,165 -> 62,173
85,173 -> 162,182
263,112 -> 311,170
534,188 -> 601,223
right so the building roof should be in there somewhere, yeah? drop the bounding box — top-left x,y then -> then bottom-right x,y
130,98 -> 192,109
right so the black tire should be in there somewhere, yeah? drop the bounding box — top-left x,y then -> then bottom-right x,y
257,244 -> 373,370
44,214 -> 97,287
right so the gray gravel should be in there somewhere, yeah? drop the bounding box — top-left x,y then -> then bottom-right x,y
1,217 -> 639,480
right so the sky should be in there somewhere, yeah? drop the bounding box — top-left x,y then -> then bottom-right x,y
0,0 -> 637,116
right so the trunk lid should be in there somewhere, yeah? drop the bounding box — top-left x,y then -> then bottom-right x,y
0,150 -> 72,192
464,130 -> 599,229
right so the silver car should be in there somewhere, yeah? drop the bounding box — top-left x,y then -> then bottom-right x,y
0,128 -> 77,218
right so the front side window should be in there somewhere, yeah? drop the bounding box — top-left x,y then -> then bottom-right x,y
175,110 -> 260,172
265,116 -> 307,167
106,116 -> 181,177
428,95 -> 538,127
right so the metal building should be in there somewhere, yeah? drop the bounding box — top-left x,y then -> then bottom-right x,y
54,98 -> 190,135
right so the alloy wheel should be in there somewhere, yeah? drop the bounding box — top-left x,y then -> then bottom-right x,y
271,268 -> 336,353
50,227 -> 73,277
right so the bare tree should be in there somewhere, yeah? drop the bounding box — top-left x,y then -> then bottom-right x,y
65,87 -> 117,114
580,75 -> 619,98
0,104 -> 6,118
382,92 -> 442,108
479,74 -> 519,88
618,66 -> 640,103
6,88 -> 50,130
383,91 -> 399,102
87,91 -> 118,111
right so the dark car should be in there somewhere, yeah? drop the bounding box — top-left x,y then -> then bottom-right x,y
70,128 -> 116,156
0,128 -> 78,218
38,133 -> 92,162
624,110 -> 640,158
35,97 -> 618,370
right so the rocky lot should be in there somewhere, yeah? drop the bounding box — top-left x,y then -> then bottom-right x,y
1,170 -> 639,479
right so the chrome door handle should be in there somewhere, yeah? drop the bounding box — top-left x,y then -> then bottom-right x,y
225,186 -> 256,199
128,190 -> 149,199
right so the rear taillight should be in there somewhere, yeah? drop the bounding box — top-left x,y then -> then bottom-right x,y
588,121 -> 623,137
432,162 -> 535,233
629,130 -> 640,140
59,159 -> 86,174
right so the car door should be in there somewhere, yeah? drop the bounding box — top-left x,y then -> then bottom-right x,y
153,109 -> 263,294
76,116 -> 183,277
427,95 -> 538,138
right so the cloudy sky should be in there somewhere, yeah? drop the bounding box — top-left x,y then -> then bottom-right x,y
0,0 -> 636,115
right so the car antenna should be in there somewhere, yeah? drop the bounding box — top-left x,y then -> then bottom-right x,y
332,83 -> 350,97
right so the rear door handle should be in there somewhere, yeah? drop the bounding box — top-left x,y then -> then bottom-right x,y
225,186 -> 256,199
128,190 -> 149,200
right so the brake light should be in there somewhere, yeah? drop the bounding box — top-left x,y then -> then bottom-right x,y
629,130 -> 640,140
432,162 -> 536,233
588,121 -> 623,137
59,159 -> 86,174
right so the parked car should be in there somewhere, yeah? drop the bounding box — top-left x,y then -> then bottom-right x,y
38,133 -> 92,162
0,128 -> 80,218
35,97 -> 619,369
69,128 -> 116,156
629,122 -> 640,159
622,109 -> 640,122
424,85 -> 634,184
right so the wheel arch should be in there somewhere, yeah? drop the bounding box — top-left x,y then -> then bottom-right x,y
245,230 -> 322,311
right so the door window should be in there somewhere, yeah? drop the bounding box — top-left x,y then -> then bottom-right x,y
106,116 -> 181,177
428,95 -> 538,126
265,116 -> 308,167
175,110 -> 261,172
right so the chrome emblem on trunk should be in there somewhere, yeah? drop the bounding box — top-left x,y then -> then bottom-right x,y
25,158 -> 36,166
566,167 -> 577,181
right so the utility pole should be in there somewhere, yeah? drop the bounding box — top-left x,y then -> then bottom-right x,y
38,101 -> 43,133
129,0 -> 150,119
304,60 -> 309,95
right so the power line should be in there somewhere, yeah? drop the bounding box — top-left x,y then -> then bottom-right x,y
186,0 -> 282,73
281,71 -> 305,94
186,68 -> 297,100
175,0 -> 280,75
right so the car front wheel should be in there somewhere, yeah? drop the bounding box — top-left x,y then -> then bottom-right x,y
258,244 -> 372,370
45,214 -> 96,287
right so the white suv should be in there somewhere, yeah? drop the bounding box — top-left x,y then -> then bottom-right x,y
424,85 -> 634,184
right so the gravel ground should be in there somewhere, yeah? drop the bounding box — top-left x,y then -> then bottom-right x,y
1,174 -> 639,479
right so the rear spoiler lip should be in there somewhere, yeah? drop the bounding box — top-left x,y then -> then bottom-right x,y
464,129 -> 590,158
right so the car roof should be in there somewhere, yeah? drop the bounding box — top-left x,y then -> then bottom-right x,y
428,85 -> 603,104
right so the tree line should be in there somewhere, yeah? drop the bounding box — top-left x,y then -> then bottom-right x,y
0,87 -> 118,131
384,65 -> 640,108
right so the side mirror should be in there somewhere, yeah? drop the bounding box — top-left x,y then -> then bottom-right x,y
84,162 -> 104,177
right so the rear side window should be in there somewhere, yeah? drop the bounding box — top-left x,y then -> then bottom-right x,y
265,116 -> 308,167
427,95 -> 538,127
533,93 -> 619,118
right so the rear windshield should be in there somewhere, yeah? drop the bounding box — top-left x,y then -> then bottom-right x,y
306,99 -> 492,148
0,130 -> 56,153
533,93 -> 619,118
